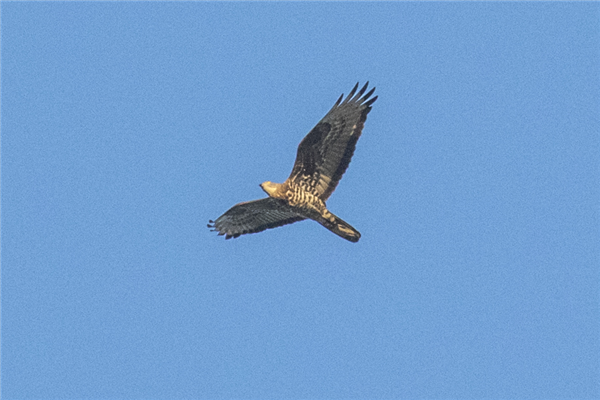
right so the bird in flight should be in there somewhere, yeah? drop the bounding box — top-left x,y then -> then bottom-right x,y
208,82 -> 377,242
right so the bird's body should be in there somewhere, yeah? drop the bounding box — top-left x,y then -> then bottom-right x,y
260,180 -> 327,219
208,82 -> 377,242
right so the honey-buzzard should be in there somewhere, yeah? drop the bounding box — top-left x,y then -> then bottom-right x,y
208,82 -> 377,242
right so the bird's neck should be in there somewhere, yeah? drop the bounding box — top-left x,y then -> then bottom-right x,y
260,181 -> 286,199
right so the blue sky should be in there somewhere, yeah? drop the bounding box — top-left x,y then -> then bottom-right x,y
2,2 -> 599,399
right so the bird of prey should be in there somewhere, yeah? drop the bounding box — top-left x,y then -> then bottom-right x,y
208,82 -> 377,242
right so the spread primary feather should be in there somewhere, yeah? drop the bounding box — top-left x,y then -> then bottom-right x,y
208,82 -> 377,242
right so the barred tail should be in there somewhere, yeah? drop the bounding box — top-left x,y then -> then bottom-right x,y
319,212 -> 361,243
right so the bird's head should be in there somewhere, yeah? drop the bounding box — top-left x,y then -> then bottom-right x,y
260,181 -> 280,197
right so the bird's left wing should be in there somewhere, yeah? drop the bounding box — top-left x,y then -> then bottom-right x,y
288,82 -> 377,200
208,198 -> 305,239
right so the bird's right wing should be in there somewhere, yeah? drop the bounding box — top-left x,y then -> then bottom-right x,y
208,198 -> 305,239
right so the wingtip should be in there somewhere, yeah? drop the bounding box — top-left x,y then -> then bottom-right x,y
365,95 -> 378,107
362,87 -> 376,102
355,82 -> 368,99
343,82 -> 376,104
344,82 -> 359,103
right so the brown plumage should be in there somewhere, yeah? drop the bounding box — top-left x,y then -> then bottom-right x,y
208,82 -> 377,242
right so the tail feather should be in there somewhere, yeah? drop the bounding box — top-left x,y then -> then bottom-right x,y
319,212 -> 361,243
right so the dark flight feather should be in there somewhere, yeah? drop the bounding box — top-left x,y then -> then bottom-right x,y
208,198 -> 305,239
290,82 -> 377,200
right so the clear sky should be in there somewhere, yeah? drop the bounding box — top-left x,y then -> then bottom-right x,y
2,2 -> 599,399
